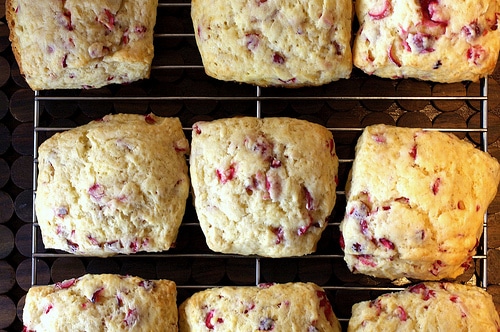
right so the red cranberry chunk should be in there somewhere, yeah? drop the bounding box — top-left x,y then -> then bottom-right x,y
124,308 -> 138,327
432,177 -> 441,195
89,183 -> 105,202
304,187 -> 314,211
245,33 -> 260,51
55,206 -> 68,218
44,303 -> 54,314
272,226 -> 284,244
97,9 -> 115,30
205,310 -> 223,329
467,45 -> 486,65
396,306 -> 408,321
369,0 -> 392,20
409,144 -> 417,159
139,280 -> 154,290
91,287 -> 104,303
144,114 -> 156,124
358,254 -> 377,267
379,238 -> 395,250
388,44 -> 402,67
273,53 -> 285,64
55,278 -> 76,289
339,232 -> 345,250
67,239 -> 79,252
216,164 -> 236,184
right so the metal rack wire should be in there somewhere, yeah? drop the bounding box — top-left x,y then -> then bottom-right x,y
31,0 -> 491,325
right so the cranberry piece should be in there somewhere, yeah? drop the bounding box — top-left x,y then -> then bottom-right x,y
388,44 -> 402,67
369,0 -> 392,20
430,260 -> 445,276
55,207 -> 68,218
67,239 -> 79,252
339,232 -> 345,250
432,178 -> 441,195
62,54 -> 68,68
379,238 -> 395,250
461,20 -> 481,40
350,202 -> 370,221
87,235 -> 100,246
57,9 -> 73,30
409,144 -> 417,159
270,158 -> 281,168
258,318 -> 275,331
278,77 -> 297,84
467,45 -> 486,65
327,139 -> 335,156
272,226 -> 284,244
245,33 -> 260,51
91,287 -> 104,303
55,278 -> 76,289
457,200 -> 465,210
409,33 -> 435,53
409,283 -> 436,300
124,308 -> 138,327
139,280 -> 154,290
216,164 -> 236,184
44,303 -> 53,314
122,29 -> 130,45
193,124 -> 202,135
316,291 -> 334,319
89,183 -> 105,202
369,299 -> 383,316
332,40 -> 342,56
144,114 -> 156,124
396,306 -> 408,321
205,310 -> 223,329
258,283 -> 275,289
352,242 -> 362,252
432,60 -> 442,69
98,9 -> 115,30
358,254 -> 377,267
372,133 -> 386,143
273,53 -> 285,64
134,25 -> 147,34
360,219 -> 369,236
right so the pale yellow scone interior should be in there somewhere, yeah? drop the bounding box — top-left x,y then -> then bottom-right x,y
340,124 -> 500,280
179,282 -> 341,332
23,274 -> 178,332
353,0 -> 500,82
348,282 -> 500,331
35,113 -> 190,257
6,0 -> 158,90
191,0 -> 353,87
190,117 -> 339,257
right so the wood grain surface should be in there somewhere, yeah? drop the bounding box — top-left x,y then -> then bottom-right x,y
1,1 -> 500,330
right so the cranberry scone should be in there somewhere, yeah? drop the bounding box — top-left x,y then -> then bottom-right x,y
353,0 -> 500,82
35,113 -> 190,256
6,0 -> 158,90
179,282 -> 341,332
23,274 -> 178,332
191,0 -> 352,87
190,117 -> 339,257
348,282 -> 500,331
339,124 -> 500,280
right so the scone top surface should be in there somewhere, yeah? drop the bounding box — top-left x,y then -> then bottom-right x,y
190,117 -> 339,257
340,124 -> 500,280
23,274 -> 178,332
35,113 -> 190,257
353,0 -> 500,82
179,282 -> 341,332
191,0 -> 353,87
348,282 -> 500,331
6,0 -> 158,90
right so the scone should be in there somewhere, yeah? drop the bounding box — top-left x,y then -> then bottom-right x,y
190,117 -> 339,257
348,282 -> 500,331
339,124 -> 500,280
6,0 -> 158,90
23,274 -> 178,332
35,113 -> 190,256
353,0 -> 500,82
191,0 -> 352,87
179,282 -> 341,332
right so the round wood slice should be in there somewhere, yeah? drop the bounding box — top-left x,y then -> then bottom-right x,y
334,288 -> 372,318
10,62 -> 29,89
0,261 -> 15,293
431,83 -> 466,112
396,111 -> 432,128
149,84 -> 183,117
395,79 -> 431,111
16,259 -> 50,291
325,78 -> 362,111
326,112 -> 361,145
180,79 -> 218,115
113,86 -> 149,115
14,189 -> 32,223
0,57 -> 9,88
12,123 -> 33,156
78,87 -> 113,119
466,81 -> 481,111
432,112 -> 467,139
0,22 -> 9,53
0,159 -> 9,189
16,295 -> 25,323
150,49 -> 185,83
0,90 -> 9,120
9,89 -> 34,123
260,259 -> 297,284
0,225 -> 14,259
225,258 -> 257,286
15,224 -> 46,258
0,191 -> 13,224
0,123 -> 10,156
0,295 -> 15,329
156,258 -> 191,285
361,112 -> 396,127
360,77 -> 396,112
467,112 -> 500,145
297,259 -> 332,286
10,156 -> 33,190
119,260 -> 157,280
86,258 -> 120,275
191,258 -> 225,285
50,257 -> 86,283
43,90 -> 78,119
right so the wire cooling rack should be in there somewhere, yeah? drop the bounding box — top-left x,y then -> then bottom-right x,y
30,0 -> 492,326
